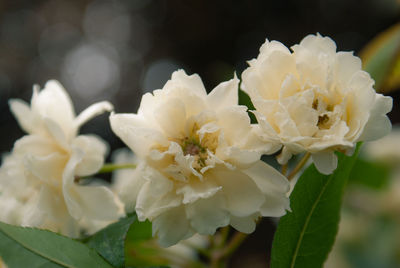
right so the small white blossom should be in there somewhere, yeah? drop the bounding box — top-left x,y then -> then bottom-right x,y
242,34 -> 393,174
0,80 -> 124,237
110,70 -> 290,247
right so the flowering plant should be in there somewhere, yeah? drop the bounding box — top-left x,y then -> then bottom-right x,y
0,33 -> 393,268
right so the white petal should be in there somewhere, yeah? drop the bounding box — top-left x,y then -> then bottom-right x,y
296,34 -> 337,56
168,70 -> 207,98
311,151 -> 338,175
43,118 -> 69,148
358,94 -> 393,142
154,98 -> 186,138
242,161 -> 290,216
13,135 -> 57,157
74,101 -> 113,129
335,52 -> 362,86
72,135 -> 108,176
110,113 -> 168,158
62,149 -> 124,221
212,168 -> 265,217
32,80 -> 76,137
152,206 -> 194,247
135,166 -> 180,220
207,74 -> 239,110
176,179 -> 222,204
23,152 -> 67,186
9,99 -> 35,134
70,184 -> 124,221
186,193 -> 229,235
230,214 -> 258,234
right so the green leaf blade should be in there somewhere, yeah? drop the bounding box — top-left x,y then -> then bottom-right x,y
271,144 -> 361,268
0,222 -> 112,268
86,214 -> 137,268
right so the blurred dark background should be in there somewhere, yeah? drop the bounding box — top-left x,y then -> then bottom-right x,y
0,0 -> 399,154
0,1 -> 399,266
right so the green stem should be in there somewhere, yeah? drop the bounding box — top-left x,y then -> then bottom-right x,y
287,153 -> 311,181
97,163 -> 136,174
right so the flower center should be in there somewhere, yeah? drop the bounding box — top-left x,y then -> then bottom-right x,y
183,140 -> 204,156
312,97 -> 334,129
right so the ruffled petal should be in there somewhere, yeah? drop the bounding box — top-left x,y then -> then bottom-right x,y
72,135 -> 108,176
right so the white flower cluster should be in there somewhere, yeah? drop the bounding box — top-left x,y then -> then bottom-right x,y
0,34 -> 393,247
0,81 -> 124,237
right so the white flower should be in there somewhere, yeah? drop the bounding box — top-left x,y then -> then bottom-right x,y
242,33 -> 393,174
0,80 -> 124,237
110,70 -> 290,247
111,148 -> 144,213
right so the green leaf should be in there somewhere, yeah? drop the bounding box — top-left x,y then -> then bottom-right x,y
348,157 -> 391,190
0,221 -> 112,268
86,214 -> 137,268
270,144 -> 361,268
360,23 -> 400,92
238,89 -> 257,123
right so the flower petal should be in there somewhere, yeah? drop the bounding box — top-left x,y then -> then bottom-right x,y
242,161 -> 290,216
186,193 -> 229,235
311,151 -> 338,175
110,113 -> 168,158
32,80 -> 76,138
212,168 -> 265,217
74,101 -> 113,129
152,206 -> 194,247
207,74 -> 239,110
9,99 -> 35,134
72,135 -> 108,176
358,94 -> 393,142
63,149 -> 123,221
230,214 -> 258,234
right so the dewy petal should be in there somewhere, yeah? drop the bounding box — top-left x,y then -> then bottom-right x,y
152,206 -> 194,247
9,99 -> 35,134
72,135 -> 108,176
110,113 -> 168,158
311,151 -> 338,175
186,193 -> 229,235
74,101 -> 113,130
212,168 -> 265,217
358,94 -> 393,142
206,74 -> 239,111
